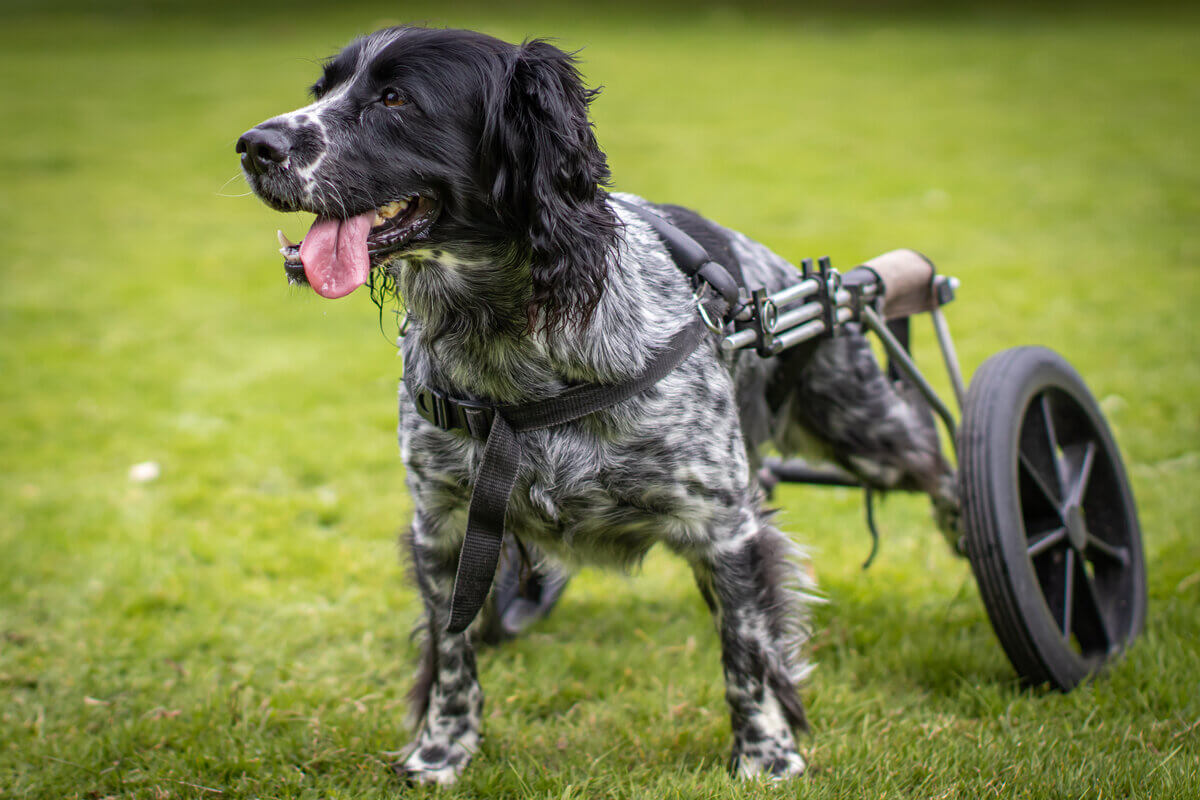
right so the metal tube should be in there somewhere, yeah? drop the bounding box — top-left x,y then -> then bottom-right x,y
720,328 -> 757,353
930,305 -> 966,412
769,286 -> 854,334
773,306 -> 853,351
772,318 -> 826,351
860,307 -> 958,445
768,300 -> 822,333
764,278 -> 819,308
762,457 -> 861,487
720,287 -> 853,353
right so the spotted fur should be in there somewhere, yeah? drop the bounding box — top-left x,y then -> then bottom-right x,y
239,26 -> 955,785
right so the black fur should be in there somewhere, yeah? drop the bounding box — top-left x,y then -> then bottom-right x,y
480,40 -> 619,332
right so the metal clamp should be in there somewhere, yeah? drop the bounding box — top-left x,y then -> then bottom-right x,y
816,256 -> 839,335
751,288 -> 778,357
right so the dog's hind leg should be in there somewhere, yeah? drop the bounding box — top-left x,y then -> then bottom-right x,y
779,330 -> 961,542
690,513 -> 815,780
395,516 -> 483,786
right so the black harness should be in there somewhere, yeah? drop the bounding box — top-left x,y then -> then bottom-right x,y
406,199 -> 740,633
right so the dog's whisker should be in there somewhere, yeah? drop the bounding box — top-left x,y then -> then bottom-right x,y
215,172 -> 254,197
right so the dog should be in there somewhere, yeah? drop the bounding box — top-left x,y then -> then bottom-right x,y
237,26 -> 956,784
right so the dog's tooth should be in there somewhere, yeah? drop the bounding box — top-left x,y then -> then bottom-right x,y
378,200 -> 404,220
373,213 -> 386,226
278,230 -> 301,261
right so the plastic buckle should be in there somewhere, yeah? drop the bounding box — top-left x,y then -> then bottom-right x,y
413,386 -> 496,439
414,388 -> 453,430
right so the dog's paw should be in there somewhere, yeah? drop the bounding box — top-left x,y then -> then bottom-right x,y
392,741 -> 474,786
732,743 -> 807,781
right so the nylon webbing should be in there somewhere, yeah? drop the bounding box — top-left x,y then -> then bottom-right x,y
500,320 -> 707,432
446,413 -> 523,633
442,318 -> 707,633
610,196 -> 742,312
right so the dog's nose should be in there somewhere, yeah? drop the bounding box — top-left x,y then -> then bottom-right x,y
236,126 -> 290,175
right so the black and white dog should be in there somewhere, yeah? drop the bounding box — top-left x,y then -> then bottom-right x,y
238,26 -> 956,784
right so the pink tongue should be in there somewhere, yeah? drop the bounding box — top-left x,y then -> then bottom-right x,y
298,211 -> 375,299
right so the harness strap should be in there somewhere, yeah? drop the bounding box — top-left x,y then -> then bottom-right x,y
446,412 -> 522,633
413,319 -> 708,634
610,196 -> 743,316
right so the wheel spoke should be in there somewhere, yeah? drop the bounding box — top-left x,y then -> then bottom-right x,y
1039,394 -> 1068,490
1019,452 -> 1062,510
1061,549 -> 1076,639
1071,555 -> 1115,654
1062,440 -> 1097,509
1027,527 -> 1068,558
1018,392 -> 1064,506
1085,533 -> 1130,566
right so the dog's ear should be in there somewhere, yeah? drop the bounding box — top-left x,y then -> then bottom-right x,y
481,39 -> 617,333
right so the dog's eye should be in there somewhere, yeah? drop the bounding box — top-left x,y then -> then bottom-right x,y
382,89 -> 406,108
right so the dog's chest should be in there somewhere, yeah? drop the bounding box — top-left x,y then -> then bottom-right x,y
399,358 -> 752,565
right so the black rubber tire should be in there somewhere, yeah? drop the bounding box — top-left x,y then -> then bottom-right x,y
959,347 -> 1145,690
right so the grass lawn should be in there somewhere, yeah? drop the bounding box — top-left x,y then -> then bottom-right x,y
1,1 -> 1197,797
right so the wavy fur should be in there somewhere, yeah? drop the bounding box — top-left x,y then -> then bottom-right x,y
480,39 -> 619,332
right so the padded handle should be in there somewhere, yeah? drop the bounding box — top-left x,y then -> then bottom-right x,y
858,249 -> 937,320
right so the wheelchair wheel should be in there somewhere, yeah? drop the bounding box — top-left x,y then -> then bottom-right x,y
959,347 -> 1145,690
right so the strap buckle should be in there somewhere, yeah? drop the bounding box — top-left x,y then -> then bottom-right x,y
414,387 -> 450,429
412,386 -> 495,439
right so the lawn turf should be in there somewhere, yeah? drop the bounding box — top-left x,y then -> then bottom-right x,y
1,2 -> 1198,798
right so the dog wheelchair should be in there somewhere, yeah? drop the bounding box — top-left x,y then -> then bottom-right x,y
490,247 -> 1146,692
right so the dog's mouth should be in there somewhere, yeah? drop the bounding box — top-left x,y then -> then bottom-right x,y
278,195 -> 438,298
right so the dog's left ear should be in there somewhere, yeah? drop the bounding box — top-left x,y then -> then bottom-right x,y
481,39 -> 617,332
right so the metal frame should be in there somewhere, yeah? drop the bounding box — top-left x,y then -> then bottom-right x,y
723,255 -> 965,487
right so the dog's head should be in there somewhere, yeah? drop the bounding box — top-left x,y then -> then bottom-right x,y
238,27 -> 616,331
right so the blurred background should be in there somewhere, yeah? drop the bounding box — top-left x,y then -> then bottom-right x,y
2,1 -> 1197,797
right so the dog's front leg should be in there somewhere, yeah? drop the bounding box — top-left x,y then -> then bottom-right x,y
692,517 -> 812,780
396,516 -> 483,786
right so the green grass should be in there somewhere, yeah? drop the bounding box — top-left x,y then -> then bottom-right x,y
2,2 -> 1198,797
